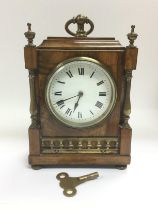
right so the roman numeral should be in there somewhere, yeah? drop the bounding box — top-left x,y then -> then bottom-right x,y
57,81 -> 65,84
95,101 -> 103,109
99,92 -> 106,96
90,110 -> 94,115
78,68 -> 84,75
66,70 -> 73,78
78,112 -> 82,118
54,91 -> 62,96
90,71 -> 95,78
65,108 -> 72,116
56,100 -> 64,106
97,80 -> 104,86
60,105 -> 65,109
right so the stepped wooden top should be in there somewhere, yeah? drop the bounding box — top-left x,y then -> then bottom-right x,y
37,37 -> 125,50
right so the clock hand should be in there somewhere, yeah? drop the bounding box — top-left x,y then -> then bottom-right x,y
73,98 -> 80,112
73,91 -> 83,112
54,94 -> 79,106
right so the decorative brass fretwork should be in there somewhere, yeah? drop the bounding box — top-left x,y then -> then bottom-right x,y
127,25 -> 138,48
65,14 -> 94,37
41,137 -> 119,154
24,23 -> 36,47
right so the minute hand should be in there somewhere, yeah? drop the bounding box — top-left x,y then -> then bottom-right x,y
54,94 -> 79,106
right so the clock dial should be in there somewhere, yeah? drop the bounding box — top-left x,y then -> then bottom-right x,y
45,57 -> 117,128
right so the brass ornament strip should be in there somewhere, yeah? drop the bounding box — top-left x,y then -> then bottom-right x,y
41,137 -> 119,154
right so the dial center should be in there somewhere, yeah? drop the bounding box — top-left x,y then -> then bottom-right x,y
78,91 -> 83,97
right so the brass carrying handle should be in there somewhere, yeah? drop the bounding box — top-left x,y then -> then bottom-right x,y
65,14 -> 94,37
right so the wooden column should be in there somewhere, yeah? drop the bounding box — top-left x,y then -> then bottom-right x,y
24,23 -> 40,157
120,26 -> 138,155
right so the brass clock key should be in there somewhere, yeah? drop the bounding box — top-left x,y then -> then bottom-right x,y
56,172 -> 99,197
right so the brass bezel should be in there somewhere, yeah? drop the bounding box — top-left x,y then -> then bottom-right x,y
45,57 -> 117,128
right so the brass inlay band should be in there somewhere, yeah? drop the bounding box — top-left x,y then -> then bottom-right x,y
41,137 -> 119,154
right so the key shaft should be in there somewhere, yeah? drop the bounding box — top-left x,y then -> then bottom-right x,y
78,172 -> 99,184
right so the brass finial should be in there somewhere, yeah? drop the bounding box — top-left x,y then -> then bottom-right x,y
27,23 -> 31,31
65,14 -> 94,37
24,23 -> 36,47
127,25 -> 138,48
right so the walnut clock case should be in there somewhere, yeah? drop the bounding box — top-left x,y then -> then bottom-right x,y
24,15 -> 138,170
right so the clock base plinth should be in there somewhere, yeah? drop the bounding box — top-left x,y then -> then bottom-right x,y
29,154 -> 130,168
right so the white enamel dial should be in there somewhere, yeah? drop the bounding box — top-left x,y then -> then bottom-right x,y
45,57 -> 117,128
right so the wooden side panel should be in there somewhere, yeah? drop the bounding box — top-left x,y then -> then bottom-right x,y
120,127 -> 132,155
28,128 -> 40,155
24,47 -> 37,70
124,48 -> 138,70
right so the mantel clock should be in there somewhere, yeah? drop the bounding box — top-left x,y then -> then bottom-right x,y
24,15 -> 138,169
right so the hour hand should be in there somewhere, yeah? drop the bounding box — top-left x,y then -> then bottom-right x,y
73,102 -> 78,112
73,91 -> 83,112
